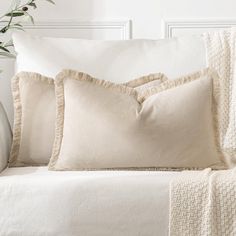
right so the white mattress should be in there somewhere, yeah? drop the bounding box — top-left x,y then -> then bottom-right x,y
0,167 -> 181,236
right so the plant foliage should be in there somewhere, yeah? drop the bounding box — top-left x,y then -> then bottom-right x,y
0,0 -> 55,62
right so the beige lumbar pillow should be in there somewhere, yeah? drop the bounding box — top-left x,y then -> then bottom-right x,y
9,72 -> 55,167
49,68 -> 226,171
9,71 -> 166,167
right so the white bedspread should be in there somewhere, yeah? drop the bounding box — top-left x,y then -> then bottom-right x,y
0,167 -> 181,236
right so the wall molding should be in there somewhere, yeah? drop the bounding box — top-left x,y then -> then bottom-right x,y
162,19 -> 236,38
0,19 -> 132,66
22,20 -> 132,40
0,20 -> 131,58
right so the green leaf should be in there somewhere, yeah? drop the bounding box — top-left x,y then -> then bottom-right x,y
14,23 -> 23,27
9,26 -> 25,31
0,26 -> 8,33
0,46 -> 10,52
5,12 -> 25,17
8,0 -> 21,12
14,0 -> 22,8
44,0 -> 55,4
28,2 -> 37,9
29,15 -> 34,24
0,51 -> 16,58
24,13 -> 34,24
3,39 -> 14,47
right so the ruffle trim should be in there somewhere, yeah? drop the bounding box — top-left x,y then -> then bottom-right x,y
49,166 -> 226,172
123,73 -> 168,88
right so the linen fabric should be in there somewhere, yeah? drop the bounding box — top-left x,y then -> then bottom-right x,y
9,72 -> 166,167
9,72 -> 56,166
49,68 -> 225,170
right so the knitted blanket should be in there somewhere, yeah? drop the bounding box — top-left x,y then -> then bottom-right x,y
204,29 -> 236,165
169,30 -> 236,236
169,168 -> 236,236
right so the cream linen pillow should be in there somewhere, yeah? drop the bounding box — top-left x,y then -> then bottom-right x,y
9,72 -> 166,167
9,72 -> 55,167
49,68 -> 226,171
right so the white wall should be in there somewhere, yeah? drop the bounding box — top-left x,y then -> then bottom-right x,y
2,0 -> 236,39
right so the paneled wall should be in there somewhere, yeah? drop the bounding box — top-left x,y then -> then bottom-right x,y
1,0 -> 236,38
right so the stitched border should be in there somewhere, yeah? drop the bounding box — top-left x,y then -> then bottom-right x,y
9,72 -> 54,167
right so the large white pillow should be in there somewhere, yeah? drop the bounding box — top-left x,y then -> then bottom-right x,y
49,68 -> 226,171
13,32 -> 206,81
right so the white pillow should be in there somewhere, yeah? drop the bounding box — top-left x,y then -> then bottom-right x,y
13,32 -> 206,81
49,68 -> 226,171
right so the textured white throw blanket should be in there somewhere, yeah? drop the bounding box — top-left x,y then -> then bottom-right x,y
204,29 -> 236,165
169,168 -> 236,236
170,29 -> 236,236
